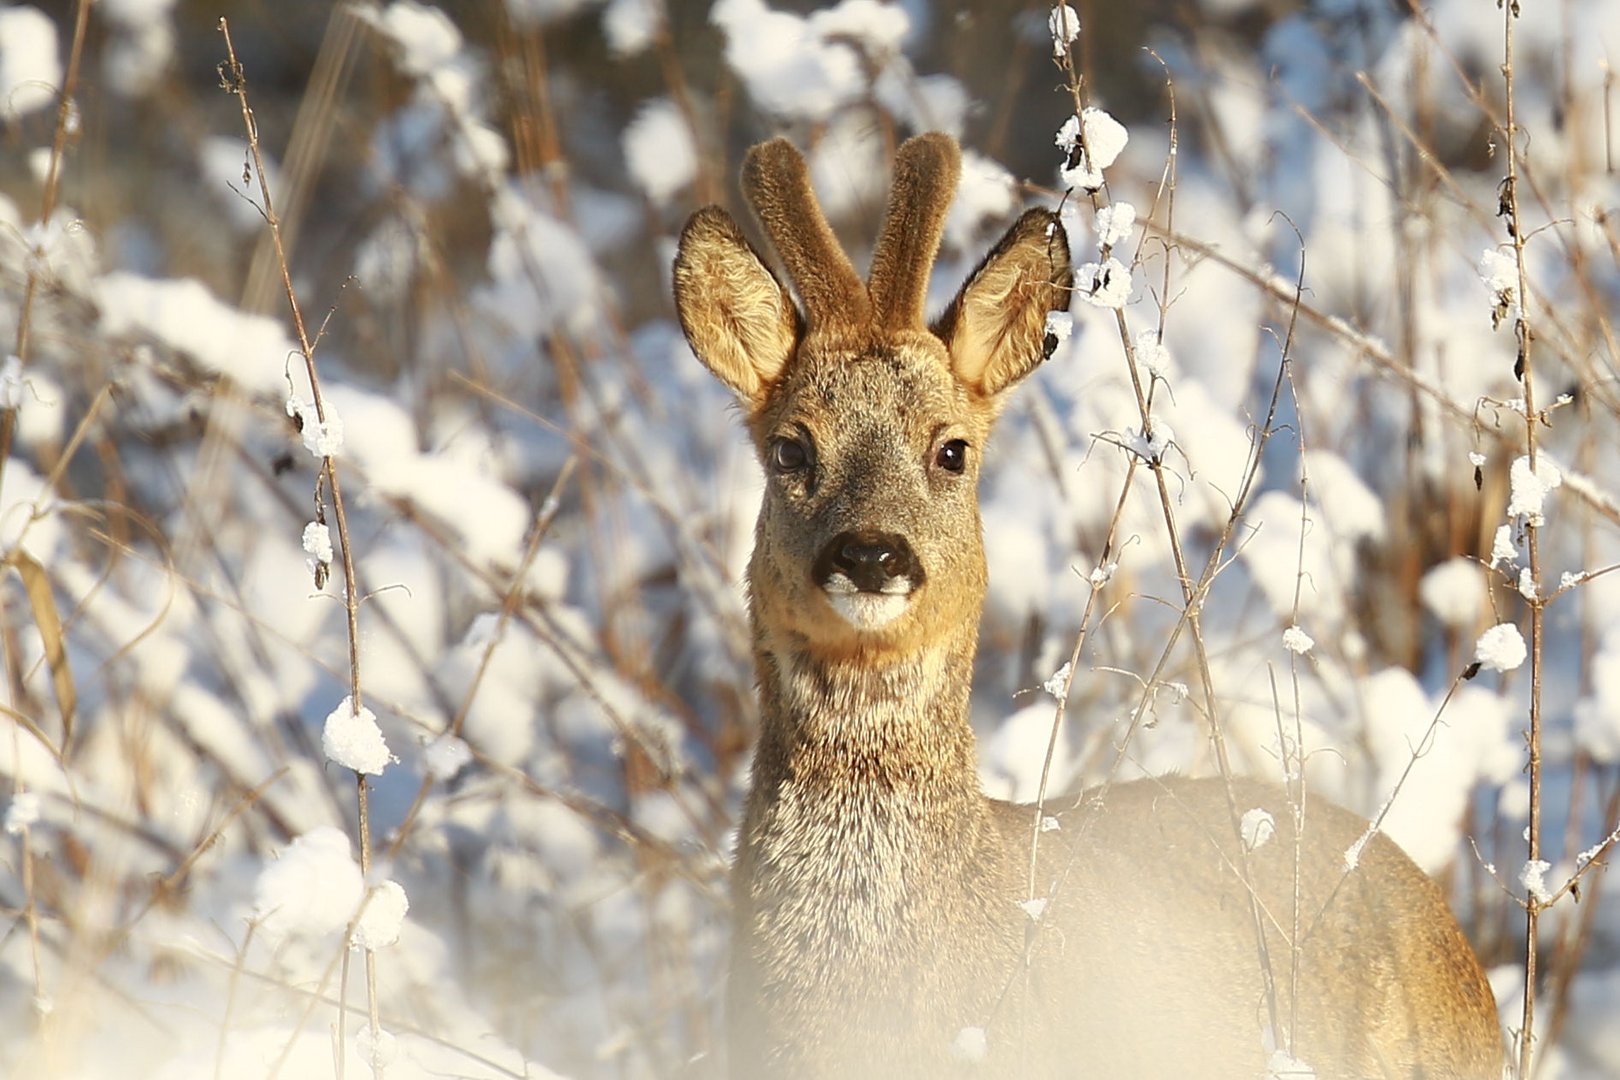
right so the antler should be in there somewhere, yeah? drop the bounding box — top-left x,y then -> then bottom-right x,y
868,134 -> 961,333
742,139 -> 872,334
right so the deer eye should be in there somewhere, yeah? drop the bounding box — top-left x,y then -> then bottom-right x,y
770,436 -> 809,473
935,439 -> 969,474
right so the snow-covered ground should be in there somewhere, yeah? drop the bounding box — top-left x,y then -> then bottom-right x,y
3,0 -> 1620,1076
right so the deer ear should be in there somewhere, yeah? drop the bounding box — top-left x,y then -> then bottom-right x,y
933,209 -> 1072,400
674,206 -> 801,405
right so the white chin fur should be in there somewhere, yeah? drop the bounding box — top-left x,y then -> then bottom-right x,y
825,589 -> 910,630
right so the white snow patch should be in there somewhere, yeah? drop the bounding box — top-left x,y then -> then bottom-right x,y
1520,859 -> 1553,904
301,522 -> 333,569
286,394 -> 345,459
1048,2 -> 1080,56
354,1025 -> 399,1070
623,98 -> 696,207
1096,202 -> 1137,249
1043,661 -> 1072,701
980,702 -> 1071,803
322,696 -> 396,775
423,732 -> 473,780
1474,623 -> 1526,673
1135,328 -> 1171,378
1575,631 -> 1620,764
1490,523 -> 1518,569
254,827 -> 364,939
1076,257 -> 1130,308
602,0 -> 660,56
355,879 -> 410,950
5,791 -> 40,834
1419,557 -> 1484,630
1241,807 -> 1276,851
1507,454 -> 1560,527
369,0 -> 464,77
1056,108 -> 1128,191
0,354 -> 23,409
943,152 -> 1017,250
0,7 -> 60,118
1282,625 -> 1314,655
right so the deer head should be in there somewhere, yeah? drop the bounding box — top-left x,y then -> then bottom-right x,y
674,134 -> 1071,664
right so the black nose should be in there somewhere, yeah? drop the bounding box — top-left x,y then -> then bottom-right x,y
813,530 -> 925,593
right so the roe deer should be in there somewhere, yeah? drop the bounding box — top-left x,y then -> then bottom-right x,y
673,133 -> 1503,1080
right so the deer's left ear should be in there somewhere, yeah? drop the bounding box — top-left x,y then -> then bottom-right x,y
933,209 -> 1072,400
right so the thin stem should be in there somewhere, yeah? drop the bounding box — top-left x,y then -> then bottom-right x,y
219,19 -> 379,1077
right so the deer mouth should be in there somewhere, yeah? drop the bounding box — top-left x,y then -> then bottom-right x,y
812,530 -> 925,631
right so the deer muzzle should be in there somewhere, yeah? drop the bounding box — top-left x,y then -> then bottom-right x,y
811,530 -> 926,631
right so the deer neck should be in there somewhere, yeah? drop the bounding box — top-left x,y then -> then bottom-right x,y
738,624 -> 1001,883
753,629 -> 982,794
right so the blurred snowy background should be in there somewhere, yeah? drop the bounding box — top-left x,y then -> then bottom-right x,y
2,0 -> 1620,1076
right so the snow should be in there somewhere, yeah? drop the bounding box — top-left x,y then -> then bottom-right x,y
602,0 -> 660,56
1521,859 -> 1554,905
254,826 -> 365,939
716,0 -> 874,122
198,135 -> 281,232
0,354 -> 21,409
287,394 -> 345,458
355,1025 -> 399,1070
1507,454 -> 1562,527
1096,201 -> 1137,249
1282,625 -> 1314,655
1075,256 -> 1131,308
942,151 -> 1017,250
1043,661 -> 1073,700
95,272 -> 310,400
1045,310 -> 1075,352
1475,623 -> 1527,674
1491,523 -> 1519,569
1135,328 -> 1171,378
0,7 -> 59,118
1057,108 -> 1129,191
4,791 -> 40,834
99,0 -> 177,96
1419,557 -> 1485,630
322,696 -> 397,775
1048,2 -> 1080,56
1479,247 -> 1519,317
808,0 -> 908,55
980,702 -> 1071,803
1122,421 -> 1173,464
369,0 -> 464,78
355,879 -> 410,950
622,98 -> 697,207
1576,632 -> 1620,764
1241,807 -> 1276,851
301,521 -> 333,568
423,732 -> 473,779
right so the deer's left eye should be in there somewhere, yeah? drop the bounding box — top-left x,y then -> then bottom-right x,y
935,439 -> 968,474
770,436 -> 809,473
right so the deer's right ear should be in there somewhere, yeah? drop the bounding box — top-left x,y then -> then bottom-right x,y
674,206 -> 800,405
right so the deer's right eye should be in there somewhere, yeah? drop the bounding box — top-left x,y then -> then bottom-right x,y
769,436 -> 809,473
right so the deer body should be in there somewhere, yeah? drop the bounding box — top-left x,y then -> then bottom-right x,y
674,134 -> 1503,1079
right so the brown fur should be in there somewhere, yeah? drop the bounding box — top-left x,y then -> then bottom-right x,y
673,134 -> 1503,1079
